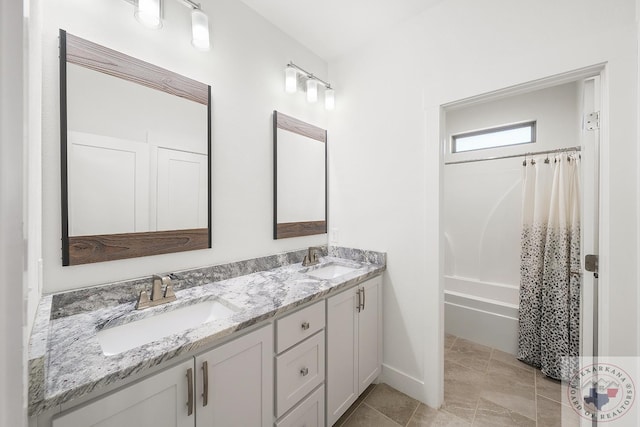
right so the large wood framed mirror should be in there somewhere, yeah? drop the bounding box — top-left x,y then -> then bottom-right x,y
60,30 -> 211,265
273,111 -> 327,239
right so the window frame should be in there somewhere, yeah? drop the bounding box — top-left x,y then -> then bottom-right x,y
451,120 -> 537,154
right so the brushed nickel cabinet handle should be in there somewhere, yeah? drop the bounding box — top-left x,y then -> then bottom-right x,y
356,289 -> 361,312
301,321 -> 310,330
186,368 -> 194,416
362,287 -> 366,311
300,367 -> 309,376
202,361 -> 209,407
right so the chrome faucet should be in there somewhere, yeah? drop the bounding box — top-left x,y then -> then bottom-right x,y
302,246 -> 323,267
136,274 -> 177,310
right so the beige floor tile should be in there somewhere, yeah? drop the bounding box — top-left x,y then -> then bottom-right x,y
446,337 -> 492,372
473,398 -> 536,426
535,369 -> 570,405
341,403 -> 401,427
442,360 -> 485,422
334,383 -> 377,427
490,349 -> 534,372
487,358 -> 536,388
365,383 -> 420,426
407,403 -> 470,426
482,359 -> 537,420
537,395 -> 581,427
445,334 -> 457,350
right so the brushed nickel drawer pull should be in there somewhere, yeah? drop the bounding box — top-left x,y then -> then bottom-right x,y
301,321 -> 310,330
300,367 -> 309,376
186,368 -> 194,416
202,361 -> 209,407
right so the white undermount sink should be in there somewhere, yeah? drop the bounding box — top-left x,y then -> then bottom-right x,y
305,263 -> 359,280
97,299 -> 238,356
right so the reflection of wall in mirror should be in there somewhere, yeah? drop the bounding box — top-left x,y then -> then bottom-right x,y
66,63 -> 208,236
277,129 -> 325,223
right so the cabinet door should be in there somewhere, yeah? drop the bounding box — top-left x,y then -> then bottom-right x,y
276,385 -> 325,427
52,359 -> 194,427
326,287 -> 358,426
195,325 -> 273,427
358,276 -> 382,394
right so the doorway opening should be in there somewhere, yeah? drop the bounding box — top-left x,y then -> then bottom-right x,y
439,66 -> 604,424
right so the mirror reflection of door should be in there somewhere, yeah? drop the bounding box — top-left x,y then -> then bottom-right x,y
66,63 -> 208,236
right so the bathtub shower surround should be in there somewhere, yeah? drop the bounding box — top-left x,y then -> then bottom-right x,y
27,246 -> 385,415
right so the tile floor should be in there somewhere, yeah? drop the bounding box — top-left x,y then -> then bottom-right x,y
334,334 -> 580,426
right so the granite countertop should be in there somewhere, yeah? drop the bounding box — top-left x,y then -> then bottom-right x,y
28,248 -> 385,416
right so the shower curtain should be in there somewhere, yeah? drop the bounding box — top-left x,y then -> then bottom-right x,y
517,153 -> 581,380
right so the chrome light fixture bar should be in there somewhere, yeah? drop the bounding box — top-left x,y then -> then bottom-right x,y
285,61 -> 335,110
127,0 -> 211,51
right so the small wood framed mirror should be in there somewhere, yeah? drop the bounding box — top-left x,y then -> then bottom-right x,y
273,111 -> 327,239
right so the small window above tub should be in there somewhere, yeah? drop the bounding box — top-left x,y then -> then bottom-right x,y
451,121 -> 536,153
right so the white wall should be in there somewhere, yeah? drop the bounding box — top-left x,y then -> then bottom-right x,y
41,0 -> 329,292
328,0 -> 638,408
1,0 -> 27,424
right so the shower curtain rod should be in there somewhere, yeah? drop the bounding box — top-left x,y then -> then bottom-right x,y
444,146 -> 581,165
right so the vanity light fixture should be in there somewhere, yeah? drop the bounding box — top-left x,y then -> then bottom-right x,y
285,67 -> 298,93
135,0 -> 162,29
285,62 -> 335,110
129,0 -> 211,51
325,88 -> 335,110
190,7 -> 210,51
306,79 -> 318,103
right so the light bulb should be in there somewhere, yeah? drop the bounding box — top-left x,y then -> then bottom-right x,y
306,79 -> 318,103
135,0 -> 162,29
191,9 -> 210,51
285,67 -> 297,93
325,88 -> 335,110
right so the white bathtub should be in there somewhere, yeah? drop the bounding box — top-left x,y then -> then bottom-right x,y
444,275 -> 519,355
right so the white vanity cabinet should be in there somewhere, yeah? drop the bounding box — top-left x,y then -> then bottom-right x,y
40,273 -> 384,427
51,325 -> 273,427
52,359 -> 195,427
275,300 -> 326,426
195,324 -> 273,427
326,276 -> 382,426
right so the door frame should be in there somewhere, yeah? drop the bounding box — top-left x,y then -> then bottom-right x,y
436,63 -> 608,405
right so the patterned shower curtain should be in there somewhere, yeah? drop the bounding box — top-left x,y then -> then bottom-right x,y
517,152 -> 581,380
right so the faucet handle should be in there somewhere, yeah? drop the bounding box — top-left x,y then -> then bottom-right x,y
136,290 -> 150,310
151,276 -> 163,301
164,282 -> 176,300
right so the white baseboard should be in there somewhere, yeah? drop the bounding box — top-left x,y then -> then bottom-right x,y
379,363 -> 431,406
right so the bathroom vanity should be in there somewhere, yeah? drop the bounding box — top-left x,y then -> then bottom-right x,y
28,247 -> 385,427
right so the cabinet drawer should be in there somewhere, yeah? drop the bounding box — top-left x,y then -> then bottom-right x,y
276,300 -> 325,353
275,331 -> 325,417
275,385 -> 325,427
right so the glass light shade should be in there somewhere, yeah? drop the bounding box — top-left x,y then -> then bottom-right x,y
325,88 -> 335,110
191,9 -> 210,51
135,0 -> 162,29
285,67 -> 297,93
306,79 -> 318,103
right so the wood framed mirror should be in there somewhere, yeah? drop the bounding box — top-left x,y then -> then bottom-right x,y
273,111 -> 327,239
60,30 -> 211,265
